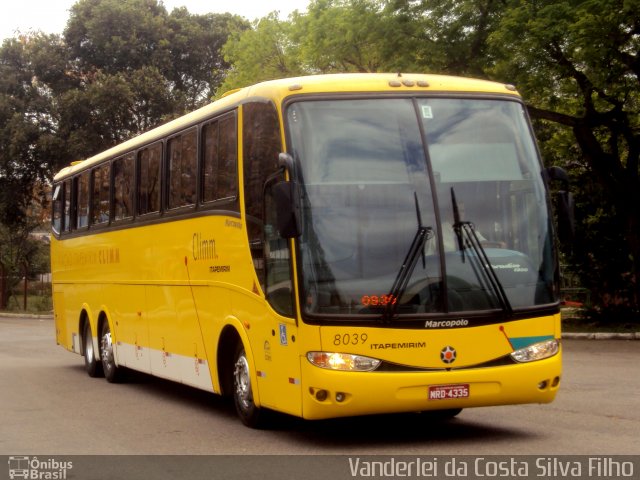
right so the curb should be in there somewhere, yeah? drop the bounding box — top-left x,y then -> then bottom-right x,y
562,332 -> 640,340
0,312 -> 53,320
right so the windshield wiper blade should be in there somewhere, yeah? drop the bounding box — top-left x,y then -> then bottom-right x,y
451,188 -> 466,260
451,188 -> 513,317
383,193 -> 433,322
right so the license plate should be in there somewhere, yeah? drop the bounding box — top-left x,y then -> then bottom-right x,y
428,384 -> 470,400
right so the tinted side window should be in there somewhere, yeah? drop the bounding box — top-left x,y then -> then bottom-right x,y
113,153 -> 134,221
52,183 -> 63,234
167,128 -> 197,210
91,163 -> 110,225
76,171 -> 89,228
242,101 -> 282,289
138,143 -> 162,215
63,179 -> 72,232
202,112 -> 238,204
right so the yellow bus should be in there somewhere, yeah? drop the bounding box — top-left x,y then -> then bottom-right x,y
51,73 -> 563,427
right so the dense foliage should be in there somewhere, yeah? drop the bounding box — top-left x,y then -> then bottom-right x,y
0,0 -> 247,307
0,0 -> 638,320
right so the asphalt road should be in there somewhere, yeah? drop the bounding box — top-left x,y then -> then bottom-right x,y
1,315 -> 639,455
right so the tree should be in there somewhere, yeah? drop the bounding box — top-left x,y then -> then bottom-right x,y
291,0 -> 392,73
219,13 -> 304,93
388,0 -> 506,75
219,0 -> 640,319
0,0 -> 247,309
65,0 -> 247,110
167,9 -> 247,108
490,0 -> 640,315
219,0 -> 506,91
0,35 -> 62,308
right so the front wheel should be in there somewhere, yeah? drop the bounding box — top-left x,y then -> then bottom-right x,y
100,320 -> 124,383
233,344 -> 264,428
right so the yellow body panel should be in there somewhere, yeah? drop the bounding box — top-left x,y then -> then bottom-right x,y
300,348 -> 561,419
300,315 -> 561,418
51,73 -> 560,422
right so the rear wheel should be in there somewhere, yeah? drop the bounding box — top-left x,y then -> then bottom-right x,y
100,320 -> 124,383
233,343 -> 264,428
83,321 -> 103,378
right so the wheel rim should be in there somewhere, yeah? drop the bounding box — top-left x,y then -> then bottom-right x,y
100,326 -> 114,374
234,352 -> 253,411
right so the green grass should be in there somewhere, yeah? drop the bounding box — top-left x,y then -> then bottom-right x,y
0,294 -> 52,314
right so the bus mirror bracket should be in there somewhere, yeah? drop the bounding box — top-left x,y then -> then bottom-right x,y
543,166 -> 575,243
278,152 -> 295,178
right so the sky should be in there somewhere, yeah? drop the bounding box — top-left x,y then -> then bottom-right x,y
0,0 -> 309,42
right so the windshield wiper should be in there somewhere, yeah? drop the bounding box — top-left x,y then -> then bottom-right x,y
383,193 -> 433,322
451,188 -> 513,317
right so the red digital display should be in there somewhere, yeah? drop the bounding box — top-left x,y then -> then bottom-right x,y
361,295 -> 398,307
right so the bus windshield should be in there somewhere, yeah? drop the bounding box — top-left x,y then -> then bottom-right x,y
286,97 -> 557,321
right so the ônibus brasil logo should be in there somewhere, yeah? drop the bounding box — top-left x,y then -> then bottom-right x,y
8,456 -> 73,479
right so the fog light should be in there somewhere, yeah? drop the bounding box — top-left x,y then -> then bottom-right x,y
538,380 -> 548,390
315,389 -> 328,401
551,376 -> 560,387
336,392 -> 346,403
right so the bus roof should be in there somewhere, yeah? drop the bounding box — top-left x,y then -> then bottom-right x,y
54,73 -> 520,180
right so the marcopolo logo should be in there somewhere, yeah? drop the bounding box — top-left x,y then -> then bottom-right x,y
424,319 -> 469,328
8,456 -> 73,480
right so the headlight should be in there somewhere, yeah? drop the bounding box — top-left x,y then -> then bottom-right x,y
510,339 -> 560,363
307,352 -> 381,371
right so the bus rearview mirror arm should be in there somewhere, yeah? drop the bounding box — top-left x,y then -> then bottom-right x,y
279,152 -> 295,177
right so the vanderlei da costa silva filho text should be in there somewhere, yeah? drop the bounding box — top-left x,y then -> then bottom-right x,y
347,457 -> 635,478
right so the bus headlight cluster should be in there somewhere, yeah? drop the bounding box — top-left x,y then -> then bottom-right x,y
510,339 -> 559,363
307,352 -> 381,371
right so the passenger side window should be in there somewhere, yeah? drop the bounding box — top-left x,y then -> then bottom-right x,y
76,171 -> 89,229
202,112 -> 238,204
63,179 -> 72,232
91,163 -> 111,225
138,143 -> 162,215
113,153 -> 134,221
167,128 -> 197,210
52,183 -> 63,234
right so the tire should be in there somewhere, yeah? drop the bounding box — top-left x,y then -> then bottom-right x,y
99,320 -> 124,383
233,343 -> 264,428
83,321 -> 103,378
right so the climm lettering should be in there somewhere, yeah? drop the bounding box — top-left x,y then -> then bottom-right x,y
192,233 -> 217,260
98,247 -> 120,264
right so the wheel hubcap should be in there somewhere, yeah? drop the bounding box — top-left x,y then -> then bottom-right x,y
234,354 -> 252,410
101,329 -> 113,372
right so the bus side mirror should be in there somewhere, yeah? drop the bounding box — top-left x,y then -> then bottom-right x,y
273,181 -> 301,238
544,166 -> 575,243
